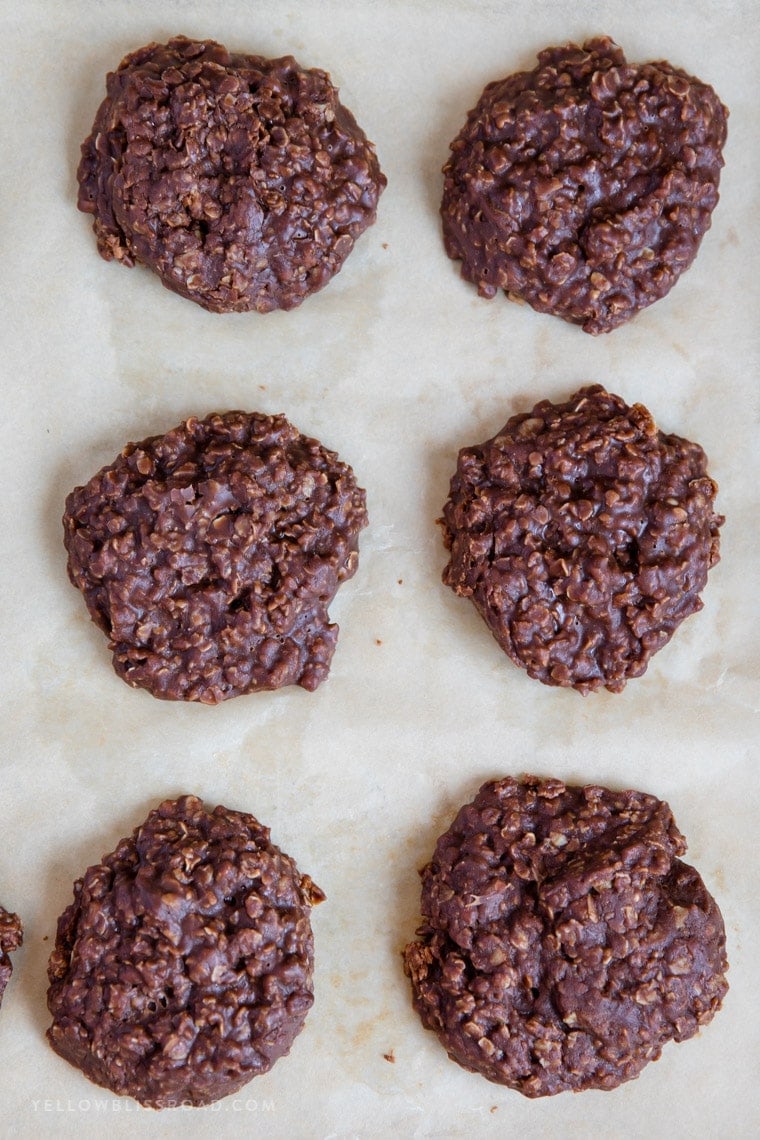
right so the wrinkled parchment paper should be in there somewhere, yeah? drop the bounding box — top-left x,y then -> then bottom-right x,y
2,2 -> 758,1136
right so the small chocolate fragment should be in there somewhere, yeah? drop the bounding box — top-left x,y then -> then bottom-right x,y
0,906 -> 23,1008
441,385 -> 722,693
63,411 -> 368,702
47,795 -> 325,1109
78,36 -> 386,312
404,776 -> 728,1096
441,37 -> 728,333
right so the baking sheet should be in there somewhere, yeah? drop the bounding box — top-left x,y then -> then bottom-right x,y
1,1 -> 758,1136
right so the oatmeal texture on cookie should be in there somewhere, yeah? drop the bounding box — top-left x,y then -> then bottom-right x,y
404,776 -> 728,1096
47,796 -> 324,1109
0,906 -> 22,1008
441,37 -> 727,333
63,411 -> 368,702
441,385 -> 722,693
78,36 -> 386,312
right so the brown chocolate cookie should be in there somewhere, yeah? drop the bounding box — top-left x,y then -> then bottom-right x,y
78,36 -> 385,312
47,796 -> 324,1109
404,776 -> 728,1096
63,411 -> 368,702
441,37 -> 727,333
441,386 -> 722,693
0,906 -> 22,1008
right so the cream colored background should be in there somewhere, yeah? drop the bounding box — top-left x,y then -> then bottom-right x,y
1,1 -> 758,1137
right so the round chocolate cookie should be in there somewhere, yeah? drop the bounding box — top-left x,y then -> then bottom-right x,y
77,36 -> 385,312
47,796 -> 325,1109
441,37 -> 728,333
404,776 -> 728,1096
63,411 -> 368,702
441,385 -> 722,693
0,906 -> 22,1009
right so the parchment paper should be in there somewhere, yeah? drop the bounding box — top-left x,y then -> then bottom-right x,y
2,2 -> 758,1137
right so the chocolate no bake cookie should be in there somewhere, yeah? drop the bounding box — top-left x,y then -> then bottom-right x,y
63,411 -> 368,702
0,906 -> 22,1008
78,35 -> 385,312
47,796 -> 324,1109
404,776 -> 728,1096
441,37 -> 727,333
441,385 -> 722,693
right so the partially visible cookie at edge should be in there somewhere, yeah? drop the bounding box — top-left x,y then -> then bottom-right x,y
441,385 -> 722,693
63,411 -> 368,702
0,906 -> 23,1008
47,795 -> 325,1109
78,35 -> 386,312
441,37 -> 728,333
403,775 -> 728,1096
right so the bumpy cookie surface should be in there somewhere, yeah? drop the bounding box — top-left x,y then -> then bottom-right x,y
47,796 -> 324,1109
404,776 -> 728,1096
63,411 -> 368,702
441,386 -> 722,692
0,906 -> 22,1008
78,36 -> 385,312
441,37 -> 727,333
